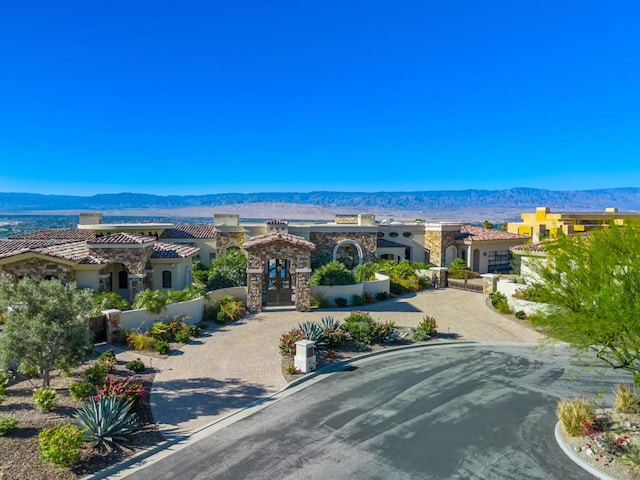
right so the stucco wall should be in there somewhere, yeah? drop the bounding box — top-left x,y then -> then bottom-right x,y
118,296 -> 206,332
309,232 -> 377,264
206,286 -> 248,303
311,283 -> 364,306
74,270 -> 100,290
362,273 -> 390,296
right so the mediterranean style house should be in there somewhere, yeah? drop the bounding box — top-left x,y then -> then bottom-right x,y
0,211 -> 529,311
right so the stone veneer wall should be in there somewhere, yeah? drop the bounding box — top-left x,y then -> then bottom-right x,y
309,232 -> 377,264
424,230 -> 458,267
215,232 -> 245,257
89,246 -> 155,274
1,258 -> 74,284
245,240 -> 313,313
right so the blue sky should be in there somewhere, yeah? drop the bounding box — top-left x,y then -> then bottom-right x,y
1,1 -> 639,196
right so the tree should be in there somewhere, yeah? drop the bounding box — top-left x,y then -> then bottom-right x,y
0,277 -> 93,387
207,249 -> 247,291
482,220 -> 493,229
528,222 -> 640,383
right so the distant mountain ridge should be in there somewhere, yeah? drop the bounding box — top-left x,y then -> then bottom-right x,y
1,188 -> 639,210
0,188 -> 639,222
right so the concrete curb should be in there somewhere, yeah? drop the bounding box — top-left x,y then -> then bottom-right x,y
83,340 -> 552,479
554,422 -> 616,480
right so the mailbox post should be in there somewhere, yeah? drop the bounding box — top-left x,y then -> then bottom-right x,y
294,339 -> 316,373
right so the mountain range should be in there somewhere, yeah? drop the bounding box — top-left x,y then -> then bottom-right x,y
1,188 -> 639,223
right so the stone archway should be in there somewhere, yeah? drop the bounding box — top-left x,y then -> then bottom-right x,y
333,239 -> 363,268
243,232 -> 315,313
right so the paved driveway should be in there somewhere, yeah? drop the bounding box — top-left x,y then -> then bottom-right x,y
131,288 -> 545,435
121,344 -> 628,480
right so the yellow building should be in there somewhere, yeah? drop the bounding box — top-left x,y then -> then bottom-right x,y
506,206 -> 640,242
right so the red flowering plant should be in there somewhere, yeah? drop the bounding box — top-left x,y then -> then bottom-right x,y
95,377 -> 146,407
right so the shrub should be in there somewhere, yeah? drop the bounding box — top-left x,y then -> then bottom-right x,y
84,364 -> 107,385
33,386 -> 57,412
352,294 -> 365,306
311,252 -> 333,271
126,358 -> 145,373
413,315 -> 438,341
311,261 -> 356,286
132,289 -> 169,314
514,310 -> 527,319
174,327 -> 191,344
39,423 -> 83,467
74,396 -> 138,453
615,384 -> 639,413
312,295 -> 330,309
375,291 -> 389,301
91,291 -> 129,315
215,296 -> 247,323
155,340 -> 170,355
335,297 -> 348,308
363,292 -> 376,304
0,416 -> 18,436
284,364 -> 299,375
95,377 -> 146,405
70,381 -> 97,402
206,250 -> 247,290
489,292 -> 512,314
149,321 -> 171,341
298,321 -> 324,343
188,323 -> 202,337
126,330 -> 158,351
342,311 -> 376,344
371,321 -> 395,343
279,329 -> 304,357
98,349 -> 117,372
354,341 -> 370,352
319,316 -> 345,346
556,396 -> 596,436
353,262 -> 378,283
0,371 -> 10,404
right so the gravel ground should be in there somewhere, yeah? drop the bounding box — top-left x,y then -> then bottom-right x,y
0,356 -> 164,480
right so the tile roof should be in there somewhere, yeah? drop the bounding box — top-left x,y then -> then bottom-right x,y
457,225 -> 529,242
151,242 -> 200,258
377,238 -> 406,248
266,219 -> 288,225
243,232 -> 315,250
159,225 -> 216,239
88,233 -> 157,245
9,228 -> 96,240
511,242 -> 546,255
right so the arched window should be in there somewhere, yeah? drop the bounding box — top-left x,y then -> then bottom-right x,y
44,275 -> 59,281
162,270 -> 172,288
118,270 -> 128,289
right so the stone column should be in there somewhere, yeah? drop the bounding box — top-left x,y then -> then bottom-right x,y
429,267 -> 449,289
246,268 -> 263,313
295,268 -> 312,312
128,273 -> 146,301
102,309 -> 122,344
481,274 -> 500,295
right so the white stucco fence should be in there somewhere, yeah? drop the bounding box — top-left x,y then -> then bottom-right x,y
496,279 -> 553,316
206,286 -> 248,304
311,273 -> 390,306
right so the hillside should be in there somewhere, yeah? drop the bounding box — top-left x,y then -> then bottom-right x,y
0,188 -> 639,223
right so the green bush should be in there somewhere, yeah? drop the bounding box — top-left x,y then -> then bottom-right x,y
39,423 -> 83,467
298,321 -> 324,343
311,252 -> 333,270
155,341 -> 170,355
335,297 -> 348,307
91,291 -> 129,315
342,311 -> 375,344
412,315 -> 438,341
98,349 -> 117,372
312,295 -> 330,308
353,262 -> 378,283
149,321 -> 171,341
73,396 -> 138,453
0,415 -> 18,436
125,358 -> 145,373
371,321 -> 395,343
206,249 -> 248,291
514,310 -> 527,319
0,371 -> 10,404
33,387 -> 57,412
126,330 -> 158,351
188,323 -> 202,337
375,291 -> 389,301
132,289 -> 169,314
311,261 -> 356,286
84,364 -> 108,385
213,296 -> 247,323
489,292 -> 512,314
352,294 -> 365,306
279,329 -> 304,357
174,327 -> 191,344
70,381 -> 97,402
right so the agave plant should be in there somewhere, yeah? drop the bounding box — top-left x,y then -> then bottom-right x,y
298,321 -> 324,343
73,395 -> 138,452
319,315 -> 342,332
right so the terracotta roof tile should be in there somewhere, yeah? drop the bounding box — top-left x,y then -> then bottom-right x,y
457,225 -> 530,242
266,219 -> 288,225
88,233 -> 157,245
151,242 -> 200,258
9,229 -> 96,240
243,232 -> 315,250
159,225 -> 216,239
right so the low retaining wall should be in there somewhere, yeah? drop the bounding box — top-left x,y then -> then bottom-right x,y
311,273 -> 390,306
118,296 -> 207,332
206,286 -> 248,304
496,280 -> 553,316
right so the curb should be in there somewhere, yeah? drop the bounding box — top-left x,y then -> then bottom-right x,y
83,341 -> 551,479
554,422 -> 616,480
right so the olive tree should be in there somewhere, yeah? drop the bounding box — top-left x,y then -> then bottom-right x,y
528,222 -> 640,383
0,277 -> 94,386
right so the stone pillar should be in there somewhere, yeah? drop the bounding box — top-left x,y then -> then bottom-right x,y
102,309 -> 122,344
295,268 -> 312,312
294,340 -> 316,373
98,273 -> 112,292
144,269 -> 154,290
128,273 -> 146,301
481,274 -> 500,295
429,267 -> 448,289
246,268 -> 263,313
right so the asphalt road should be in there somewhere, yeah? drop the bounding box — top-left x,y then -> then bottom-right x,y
121,343 -> 630,480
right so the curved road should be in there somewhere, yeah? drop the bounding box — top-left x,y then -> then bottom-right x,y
121,343 -> 629,479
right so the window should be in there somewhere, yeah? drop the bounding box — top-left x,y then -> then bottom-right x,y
162,270 -> 172,288
44,275 -> 59,281
389,232 -> 398,238
402,232 -> 412,238
487,251 -> 511,273
118,270 -> 128,289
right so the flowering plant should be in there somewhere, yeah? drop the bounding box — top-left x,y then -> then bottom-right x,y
95,377 -> 146,405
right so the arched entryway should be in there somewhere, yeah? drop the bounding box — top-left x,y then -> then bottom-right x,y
333,240 -> 363,269
243,232 -> 315,313
444,245 -> 457,266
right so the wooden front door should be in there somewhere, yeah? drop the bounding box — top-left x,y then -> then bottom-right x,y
265,258 -> 293,305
